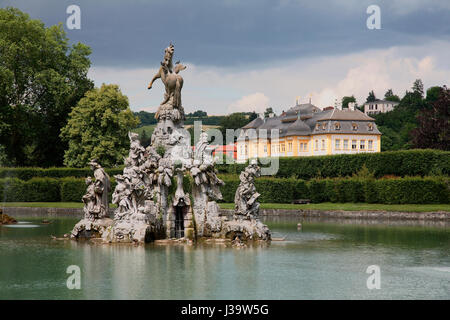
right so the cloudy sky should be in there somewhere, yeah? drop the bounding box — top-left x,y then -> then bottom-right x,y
2,0 -> 449,114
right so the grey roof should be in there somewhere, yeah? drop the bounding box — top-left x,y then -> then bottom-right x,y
284,117 -> 312,136
314,108 -> 375,121
242,117 -> 263,129
239,104 -> 381,139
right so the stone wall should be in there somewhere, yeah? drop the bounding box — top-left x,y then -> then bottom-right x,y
1,206 -> 448,220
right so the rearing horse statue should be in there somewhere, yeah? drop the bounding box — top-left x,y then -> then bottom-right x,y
147,44 -> 186,108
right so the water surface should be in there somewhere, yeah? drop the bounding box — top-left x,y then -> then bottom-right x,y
0,216 -> 449,299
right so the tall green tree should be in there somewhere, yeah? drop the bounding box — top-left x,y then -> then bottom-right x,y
411,86 -> 449,150
264,107 -> 274,118
60,84 -> 140,167
412,79 -> 424,98
384,89 -> 400,102
219,112 -> 250,139
0,7 -> 93,166
341,95 -> 356,108
366,90 -> 376,102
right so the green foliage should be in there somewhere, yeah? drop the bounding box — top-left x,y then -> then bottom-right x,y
219,113 -> 252,138
341,95 -> 356,108
60,84 -> 140,167
0,178 -> 60,201
60,177 -> 88,202
411,86 -> 449,151
0,174 -> 447,205
251,149 -> 449,179
0,167 -> 123,180
311,176 -> 449,204
366,90 -> 376,102
0,7 -> 93,167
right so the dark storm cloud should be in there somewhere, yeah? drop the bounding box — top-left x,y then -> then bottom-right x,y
2,0 -> 449,68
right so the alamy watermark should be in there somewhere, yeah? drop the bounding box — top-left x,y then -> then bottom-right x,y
366,5 -> 381,30
366,265 -> 381,289
66,265 -> 81,289
66,5 -> 81,30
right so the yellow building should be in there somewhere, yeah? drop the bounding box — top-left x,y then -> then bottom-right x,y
236,103 -> 381,162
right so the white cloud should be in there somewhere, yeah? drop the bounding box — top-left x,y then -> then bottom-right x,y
88,40 -> 450,115
227,92 -> 269,114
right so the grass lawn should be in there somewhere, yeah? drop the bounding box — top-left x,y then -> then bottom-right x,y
218,202 -> 450,213
1,202 -> 448,212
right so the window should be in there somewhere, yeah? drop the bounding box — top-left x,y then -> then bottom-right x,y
288,142 -> 292,152
368,123 -> 374,131
315,140 -> 319,150
352,123 -> 358,131
322,123 -> 327,130
368,140 -> 373,150
335,139 -> 340,150
264,145 -> 267,153
277,145 -> 280,153
245,145 -> 248,155
281,143 -> 285,152
352,140 -> 357,150
315,123 -> 320,130
304,142 -> 308,151
240,145 -> 244,155
321,140 -> 325,150
334,122 -> 341,130
343,139 -> 348,150
360,140 -> 365,150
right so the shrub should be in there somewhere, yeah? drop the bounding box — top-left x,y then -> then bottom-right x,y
0,178 -> 60,202
60,178 -> 88,202
244,149 -> 450,179
0,167 -> 123,180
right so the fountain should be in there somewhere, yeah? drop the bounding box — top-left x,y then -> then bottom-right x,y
70,44 -> 271,243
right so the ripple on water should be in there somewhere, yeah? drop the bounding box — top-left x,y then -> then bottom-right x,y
2,224 -> 40,228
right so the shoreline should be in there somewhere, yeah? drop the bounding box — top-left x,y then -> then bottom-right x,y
2,206 -> 449,220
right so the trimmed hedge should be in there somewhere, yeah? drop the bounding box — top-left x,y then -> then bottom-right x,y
307,177 -> 449,204
1,150 -> 448,182
0,175 -> 448,204
0,178 -> 61,202
216,149 -> 450,179
0,167 -> 123,181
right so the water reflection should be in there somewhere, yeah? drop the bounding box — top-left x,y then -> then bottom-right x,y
0,216 -> 448,299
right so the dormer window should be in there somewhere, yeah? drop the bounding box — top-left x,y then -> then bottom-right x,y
368,123 -> 374,131
315,123 -> 320,130
352,123 -> 358,131
334,122 -> 341,130
322,123 -> 326,130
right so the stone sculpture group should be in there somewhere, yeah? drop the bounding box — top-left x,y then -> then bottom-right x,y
70,44 -> 271,243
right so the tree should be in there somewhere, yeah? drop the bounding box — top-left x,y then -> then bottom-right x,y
60,84 -> 140,167
411,86 -> 449,150
412,79 -> 424,98
188,110 -> 207,117
341,95 -> 356,108
384,89 -> 400,102
366,90 -> 376,102
426,86 -> 442,104
0,7 -> 93,166
264,107 -> 274,118
219,113 -> 250,139
248,111 -> 258,121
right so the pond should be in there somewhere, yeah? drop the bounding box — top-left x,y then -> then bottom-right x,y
0,216 -> 449,299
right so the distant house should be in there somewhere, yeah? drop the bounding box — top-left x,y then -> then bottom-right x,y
236,102 -> 381,163
364,99 -> 399,115
212,144 -> 236,161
